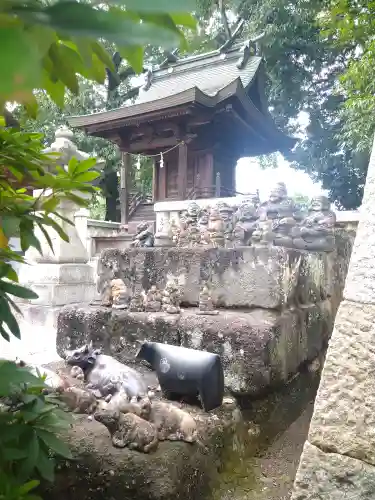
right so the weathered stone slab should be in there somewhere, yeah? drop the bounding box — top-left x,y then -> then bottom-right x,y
56,306 -> 179,364
98,247 -> 334,310
57,303 -> 331,396
292,441 -> 375,500
40,397 -> 241,500
307,300 -> 375,466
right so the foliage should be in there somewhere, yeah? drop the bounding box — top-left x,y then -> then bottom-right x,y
193,0 -> 369,209
0,360 -> 73,499
0,0 -> 196,497
320,1 -> 375,154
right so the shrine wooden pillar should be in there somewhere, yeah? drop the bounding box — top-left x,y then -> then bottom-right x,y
178,141 -> 188,200
120,151 -> 130,225
152,158 -> 157,202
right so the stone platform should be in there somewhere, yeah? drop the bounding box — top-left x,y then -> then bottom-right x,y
97,246 -> 345,311
57,305 -> 332,397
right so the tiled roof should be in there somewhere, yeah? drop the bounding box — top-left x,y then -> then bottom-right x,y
135,50 -> 262,105
68,46 -> 262,128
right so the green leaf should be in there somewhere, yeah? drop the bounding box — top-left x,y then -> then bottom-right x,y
91,42 -> 114,72
0,280 -> 38,300
36,450 -> 55,482
119,46 -> 144,74
36,429 -> 72,459
0,296 -> 21,339
3,448 -> 28,461
40,3 -> 182,48
37,223 -> 54,254
0,325 -> 10,342
2,216 -> 20,239
0,27 -> 42,100
18,480 -> 40,495
42,71 -> 65,108
18,430 -> 40,480
74,171 -> 100,183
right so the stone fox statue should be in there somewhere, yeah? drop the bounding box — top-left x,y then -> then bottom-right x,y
94,409 -> 159,453
65,344 -> 147,401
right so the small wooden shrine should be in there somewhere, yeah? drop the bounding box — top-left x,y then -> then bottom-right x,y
68,42 -> 295,223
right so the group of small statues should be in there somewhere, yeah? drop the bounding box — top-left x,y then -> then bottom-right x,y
104,276 -> 219,316
170,182 -> 336,252
15,345 -> 200,454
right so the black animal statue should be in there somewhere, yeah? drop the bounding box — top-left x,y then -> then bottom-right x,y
136,341 -> 224,412
65,344 -> 147,400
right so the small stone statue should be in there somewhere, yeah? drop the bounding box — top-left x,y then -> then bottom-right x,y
161,278 -> 181,314
57,386 -> 98,414
170,217 -> 180,246
131,221 -> 154,248
258,182 -> 295,222
94,409 -> 159,453
197,284 -> 218,315
144,285 -> 162,312
140,399 -> 198,444
111,278 -> 129,309
207,205 -> 225,248
129,290 -> 145,312
219,203 -> 235,247
292,196 -> 336,251
175,211 -> 189,247
185,202 -> 201,247
233,202 -> 258,246
197,209 -> 210,245
272,217 -> 296,248
251,220 -> 274,247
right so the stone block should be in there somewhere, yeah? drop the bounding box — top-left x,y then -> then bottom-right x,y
307,300 -> 375,466
292,441 -> 375,500
56,306 -> 179,364
40,404 -> 241,500
57,303 -> 332,396
98,247 -> 334,310
16,263 -> 96,306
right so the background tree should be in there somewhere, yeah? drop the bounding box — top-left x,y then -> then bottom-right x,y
194,0 -> 370,209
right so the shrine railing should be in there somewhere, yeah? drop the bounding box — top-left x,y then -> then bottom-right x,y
128,190 -> 153,217
186,172 -> 247,200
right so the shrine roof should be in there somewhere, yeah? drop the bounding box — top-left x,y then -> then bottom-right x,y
68,45 -> 263,128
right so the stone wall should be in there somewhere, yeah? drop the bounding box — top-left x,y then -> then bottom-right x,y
57,240 -> 352,398
291,135 -> 375,499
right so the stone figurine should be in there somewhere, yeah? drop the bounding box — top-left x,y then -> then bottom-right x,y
272,217 -> 296,248
197,209 -> 210,245
144,285 -> 162,312
207,205 -> 225,248
258,182 -> 295,222
161,278 -> 181,314
197,284 -> 218,315
94,409 -> 159,453
251,220 -> 275,246
65,344 -> 147,400
140,399 -> 198,444
57,386 -> 98,414
129,290 -> 145,312
292,195 -> 336,251
131,221 -> 154,248
233,202 -> 258,246
110,278 -> 129,309
219,203 -> 235,247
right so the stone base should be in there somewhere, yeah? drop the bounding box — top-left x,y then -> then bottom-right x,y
56,303 -> 333,397
16,263 -> 96,306
40,403 -> 241,500
292,441 -> 375,500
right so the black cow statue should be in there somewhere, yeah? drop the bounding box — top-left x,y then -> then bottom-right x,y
136,341 -> 224,412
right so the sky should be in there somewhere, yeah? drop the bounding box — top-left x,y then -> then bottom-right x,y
235,155 -> 328,200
